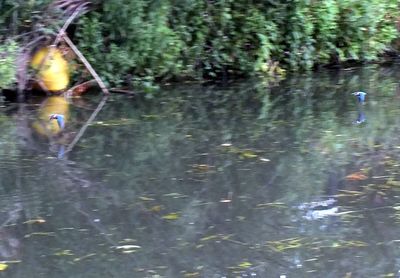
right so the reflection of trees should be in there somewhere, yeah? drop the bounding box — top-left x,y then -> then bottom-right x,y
2,66 -> 400,276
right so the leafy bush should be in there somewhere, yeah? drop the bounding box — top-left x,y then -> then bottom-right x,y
1,0 -> 399,89
0,40 -> 18,89
74,0 -> 399,87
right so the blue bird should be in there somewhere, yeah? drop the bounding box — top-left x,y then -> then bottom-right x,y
352,91 -> 367,104
49,114 -> 65,130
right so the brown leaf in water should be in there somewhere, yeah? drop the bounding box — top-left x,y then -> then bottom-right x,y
345,172 -> 368,181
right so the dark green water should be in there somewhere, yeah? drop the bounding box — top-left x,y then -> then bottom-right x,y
1,65 -> 400,277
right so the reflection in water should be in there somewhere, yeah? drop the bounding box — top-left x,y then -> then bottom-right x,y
2,66 -> 400,276
298,198 -> 338,220
31,96 -> 71,158
354,109 -> 366,125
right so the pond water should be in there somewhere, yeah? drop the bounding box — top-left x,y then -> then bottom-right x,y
1,65 -> 400,277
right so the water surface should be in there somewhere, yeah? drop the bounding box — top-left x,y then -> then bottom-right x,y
1,65 -> 400,277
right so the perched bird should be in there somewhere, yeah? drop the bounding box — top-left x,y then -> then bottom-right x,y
49,114 -> 65,130
353,91 -> 367,104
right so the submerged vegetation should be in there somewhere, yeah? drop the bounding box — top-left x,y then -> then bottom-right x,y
0,0 -> 399,90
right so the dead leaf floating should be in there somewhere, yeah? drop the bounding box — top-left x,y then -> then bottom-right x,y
345,172 -> 368,181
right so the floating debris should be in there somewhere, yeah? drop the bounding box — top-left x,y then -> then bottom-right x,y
259,157 -> 270,162
345,172 -> 368,181
161,213 -> 180,220
73,253 -> 97,262
24,232 -> 56,238
115,245 -> 141,250
139,196 -> 155,201
220,143 -> 232,147
266,237 -> 305,252
23,218 -> 46,225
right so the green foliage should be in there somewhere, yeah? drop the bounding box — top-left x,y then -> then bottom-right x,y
0,40 -> 18,89
0,0 -> 399,88
334,0 -> 399,61
74,0 -> 399,86
0,0 -> 52,39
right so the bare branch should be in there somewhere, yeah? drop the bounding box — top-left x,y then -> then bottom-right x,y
62,34 -> 110,95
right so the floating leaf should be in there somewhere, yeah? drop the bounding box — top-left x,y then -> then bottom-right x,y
122,250 -> 138,254
23,218 -> 46,224
327,240 -> 368,249
119,239 -> 136,243
192,164 -> 214,172
345,172 -> 368,181
139,196 -> 155,201
267,238 -> 304,252
163,193 -> 187,198
162,213 -> 180,220
240,150 -> 258,159
73,253 -> 96,262
115,245 -> 141,250
221,143 -> 232,147
386,179 -> 400,187
141,114 -> 160,120
0,263 -> 8,271
337,190 -> 364,196
24,232 -> 55,238
183,272 -> 200,277
54,250 -> 74,256
148,205 -> 163,212
0,261 -> 20,264
200,235 -> 219,241
259,157 -> 270,162
238,261 -> 252,269
381,273 -> 395,278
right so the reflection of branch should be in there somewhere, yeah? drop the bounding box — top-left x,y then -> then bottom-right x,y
73,203 -> 117,247
52,8 -> 82,47
64,96 -> 108,154
109,88 -> 136,96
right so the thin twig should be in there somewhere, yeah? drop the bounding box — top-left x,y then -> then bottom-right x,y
51,7 -> 82,47
62,34 -> 110,95
64,96 -> 108,154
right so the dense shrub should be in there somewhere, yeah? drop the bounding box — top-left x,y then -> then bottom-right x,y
75,0 -> 399,87
0,0 -> 399,89
0,40 -> 18,89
